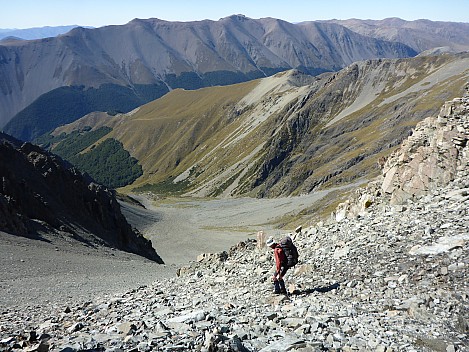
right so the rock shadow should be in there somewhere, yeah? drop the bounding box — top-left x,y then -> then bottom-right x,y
291,282 -> 340,295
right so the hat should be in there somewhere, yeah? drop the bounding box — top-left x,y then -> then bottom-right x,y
266,236 -> 275,247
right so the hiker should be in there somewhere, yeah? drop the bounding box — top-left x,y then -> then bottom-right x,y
266,236 -> 289,294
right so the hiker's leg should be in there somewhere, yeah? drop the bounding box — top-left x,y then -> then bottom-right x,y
272,270 -> 281,293
279,279 -> 287,294
279,267 -> 288,294
273,280 -> 281,294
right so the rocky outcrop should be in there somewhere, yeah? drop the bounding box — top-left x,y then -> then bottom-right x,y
335,86 -> 469,220
0,133 -> 163,263
382,90 -> 469,204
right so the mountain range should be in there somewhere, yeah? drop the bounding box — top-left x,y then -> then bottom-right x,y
0,15 -> 435,137
40,52 -> 469,203
1,15 -> 469,203
3,16 -> 469,143
321,17 -> 469,53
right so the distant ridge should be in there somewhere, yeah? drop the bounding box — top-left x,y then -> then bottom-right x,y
321,17 -> 469,52
1,15 -> 418,135
0,25 -> 84,40
0,36 -> 24,43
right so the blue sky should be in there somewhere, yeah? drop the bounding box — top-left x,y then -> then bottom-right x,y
1,0 -> 468,29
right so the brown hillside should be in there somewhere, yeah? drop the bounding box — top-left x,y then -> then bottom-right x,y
52,53 -> 469,200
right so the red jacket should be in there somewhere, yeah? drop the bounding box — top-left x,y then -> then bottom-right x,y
273,245 -> 287,272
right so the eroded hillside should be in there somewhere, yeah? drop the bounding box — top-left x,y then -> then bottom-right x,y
1,15 -> 418,136
46,53 -> 469,201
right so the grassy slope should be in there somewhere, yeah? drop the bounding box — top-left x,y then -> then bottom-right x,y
50,54 -> 469,211
111,80 -> 260,190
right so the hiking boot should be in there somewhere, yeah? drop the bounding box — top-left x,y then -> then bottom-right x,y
273,281 -> 281,294
279,280 -> 287,295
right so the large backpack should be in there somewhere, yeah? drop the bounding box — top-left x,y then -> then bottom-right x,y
279,236 -> 299,268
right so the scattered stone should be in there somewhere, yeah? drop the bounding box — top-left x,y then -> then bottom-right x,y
409,235 -> 467,255
167,310 -> 206,323
67,322 -> 84,333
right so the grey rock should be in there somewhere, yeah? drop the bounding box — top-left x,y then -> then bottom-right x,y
166,310 -> 206,323
259,336 -> 307,351
67,322 -> 84,333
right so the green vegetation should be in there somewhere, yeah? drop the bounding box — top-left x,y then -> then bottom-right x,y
134,177 -> 190,196
34,132 -> 68,150
203,70 -> 260,86
164,72 -> 204,90
163,70 -> 270,89
68,138 -> 143,189
38,127 -> 143,189
34,127 -> 112,155
47,127 -> 112,159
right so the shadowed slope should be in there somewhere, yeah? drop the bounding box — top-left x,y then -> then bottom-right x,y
0,133 -> 163,263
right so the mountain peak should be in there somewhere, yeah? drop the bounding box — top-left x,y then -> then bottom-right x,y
221,14 -> 250,21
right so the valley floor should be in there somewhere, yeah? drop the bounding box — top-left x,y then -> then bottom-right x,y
0,186 -> 348,311
122,187 -> 357,265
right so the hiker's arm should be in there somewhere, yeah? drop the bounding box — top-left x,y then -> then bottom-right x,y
274,248 -> 282,273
